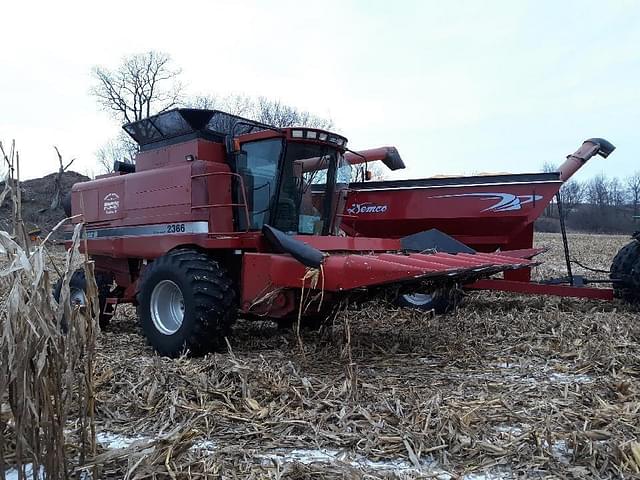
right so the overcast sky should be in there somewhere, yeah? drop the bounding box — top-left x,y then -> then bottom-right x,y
1,0 -> 638,181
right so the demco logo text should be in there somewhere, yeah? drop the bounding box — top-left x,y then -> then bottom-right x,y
347,202 -> 388,214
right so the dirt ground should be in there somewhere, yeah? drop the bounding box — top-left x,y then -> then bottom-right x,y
5,232 -> 640,479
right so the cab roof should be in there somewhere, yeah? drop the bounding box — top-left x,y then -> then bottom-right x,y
123,108 -> 348,152
122,108 -> 275,150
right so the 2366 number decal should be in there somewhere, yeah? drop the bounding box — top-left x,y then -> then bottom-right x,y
167,223 -> 186,233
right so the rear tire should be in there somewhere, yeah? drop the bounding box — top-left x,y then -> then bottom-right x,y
610,240 -> 640,299
53,269 -> 113,329
137,249 -> 236,357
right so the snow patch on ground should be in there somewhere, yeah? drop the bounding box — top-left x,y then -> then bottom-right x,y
257,447 -> 512,479
548,372 -> 593,384
88,431 -> 517,478
550,439 -> 574,463
494,424 -> 527,437
464,366 -> 593,386
96,430 -> 217,454
493,362 -> 519,369
192,439 -> 217,452
4,463 -> 44,480
96,431 -> 147,449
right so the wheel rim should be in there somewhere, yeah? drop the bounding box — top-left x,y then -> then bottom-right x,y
402,293 -> 434,306
70,288 -> 87,307
150,280 -> 185,335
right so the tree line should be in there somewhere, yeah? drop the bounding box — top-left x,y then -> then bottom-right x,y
539,164 -> 640,234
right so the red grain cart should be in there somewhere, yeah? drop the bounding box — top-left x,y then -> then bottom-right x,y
337,140 -> 636,306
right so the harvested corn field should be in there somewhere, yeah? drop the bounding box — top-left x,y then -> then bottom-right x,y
2,232 -> 640,479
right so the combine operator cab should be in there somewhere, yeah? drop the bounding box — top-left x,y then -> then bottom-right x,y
232,127 -> 351,236
65,108 -> 535,356
122,108 -> 351,237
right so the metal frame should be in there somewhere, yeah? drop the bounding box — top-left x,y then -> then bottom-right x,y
467,278 -> 614,300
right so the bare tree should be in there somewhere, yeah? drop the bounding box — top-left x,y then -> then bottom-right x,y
586,173 -> 610,209
96,132 -> 139,173
91,53 -> 334,171
608,177 -> 627,210
541,161 -> 557,174
91,51 -> 183,123
627,171 -> 640,216
186,94 -> 333,129
51,147 -> 75,210
541,161 -> 558,217
558,180 -> 583,217
91,51 -> 183,171
188,94 -> 253,116
252,97 -> 333,129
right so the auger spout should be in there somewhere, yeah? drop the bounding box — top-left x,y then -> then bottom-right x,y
558,138 -> 615,182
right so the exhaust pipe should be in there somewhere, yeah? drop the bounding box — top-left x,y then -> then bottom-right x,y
558,138 -> 615,182
345,146 -> 406,171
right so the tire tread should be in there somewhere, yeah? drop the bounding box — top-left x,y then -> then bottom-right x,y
137,249 -> 236,356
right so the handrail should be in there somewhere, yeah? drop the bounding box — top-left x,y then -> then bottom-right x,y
331,187 -> 358,231
191,171 -> 251,233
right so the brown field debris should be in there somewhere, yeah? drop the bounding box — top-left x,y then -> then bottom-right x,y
2,226 -> 640,478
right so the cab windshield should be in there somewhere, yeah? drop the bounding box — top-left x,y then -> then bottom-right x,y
237,139 -> 350,235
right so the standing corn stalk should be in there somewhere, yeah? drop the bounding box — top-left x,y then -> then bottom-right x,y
0,141 -> 30,251
0,141 -> 97,479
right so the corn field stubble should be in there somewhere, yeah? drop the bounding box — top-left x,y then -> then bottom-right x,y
2,232 -> 640,479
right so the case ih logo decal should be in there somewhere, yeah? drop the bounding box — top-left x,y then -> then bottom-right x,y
103,193 -> 120,215
429,193 -> 543,212
347,202 -> 388,214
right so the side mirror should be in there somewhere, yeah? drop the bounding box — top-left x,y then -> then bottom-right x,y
365,170 -> 373,181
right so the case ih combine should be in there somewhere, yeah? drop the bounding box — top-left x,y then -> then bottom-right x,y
62,109 -> 633,355
63,109 -> 535,355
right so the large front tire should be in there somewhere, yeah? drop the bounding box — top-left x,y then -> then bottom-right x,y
137,249 -> 236,357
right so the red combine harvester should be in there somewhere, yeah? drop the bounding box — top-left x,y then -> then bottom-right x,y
335,139 -> 637,309
63,109 -> 535,356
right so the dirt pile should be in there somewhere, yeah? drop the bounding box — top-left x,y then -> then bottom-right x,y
0,171 -> 89,235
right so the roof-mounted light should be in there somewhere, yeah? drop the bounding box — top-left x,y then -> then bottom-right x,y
289,128 -> 347,147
